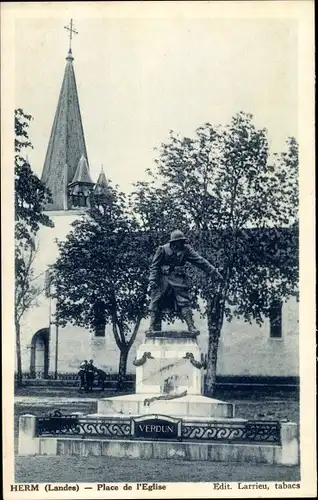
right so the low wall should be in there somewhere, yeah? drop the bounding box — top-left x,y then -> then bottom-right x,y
18,414 -> 299,465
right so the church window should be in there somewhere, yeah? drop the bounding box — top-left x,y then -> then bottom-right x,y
93,301 -> 106,337
95,325 -> 106,337
269,300 -> 283,338
70,190 -> 90,208
78,193 -> 85,207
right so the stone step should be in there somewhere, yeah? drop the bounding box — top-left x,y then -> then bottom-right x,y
86,413 -> 246,423
54,438 -> 283,463
97,394 -> 234,418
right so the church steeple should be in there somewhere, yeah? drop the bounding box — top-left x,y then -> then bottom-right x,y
94,165 -> 108,194
41,21 -> 91,211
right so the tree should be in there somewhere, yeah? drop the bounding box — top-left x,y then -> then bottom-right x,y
52,183 -> 151,390
15,109 -> 53,245
130,180 -> 186,241
139,112 -> 298,395
15,108 -> 53,386
15,243 -> 47,382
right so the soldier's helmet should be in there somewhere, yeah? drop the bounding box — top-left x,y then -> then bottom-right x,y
169,229 -> 187,242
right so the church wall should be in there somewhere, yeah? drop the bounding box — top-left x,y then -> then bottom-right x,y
20,296 -> 298,378
18,212 -> 84,373
31,211 -> 86,275
215,295 -> 299,377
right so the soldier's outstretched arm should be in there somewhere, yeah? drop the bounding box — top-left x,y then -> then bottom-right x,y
149,246 -> 164,286
186,245 -> 223,280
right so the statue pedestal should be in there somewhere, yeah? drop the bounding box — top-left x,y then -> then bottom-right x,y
135,330 -> 202,395
97,330 -> 234,419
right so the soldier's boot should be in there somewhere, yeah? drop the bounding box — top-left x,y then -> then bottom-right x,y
149,309 -> 162,332
182,308 -> 199,334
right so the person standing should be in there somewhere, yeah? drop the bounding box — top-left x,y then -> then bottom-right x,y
86,359 -> 96,391
78,360 -> 88,391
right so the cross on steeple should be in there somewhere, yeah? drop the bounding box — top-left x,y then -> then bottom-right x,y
64,19 -> 78,50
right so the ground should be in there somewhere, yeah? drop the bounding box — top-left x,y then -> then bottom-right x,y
15,456 -> 299,483
14,388 -> 300,483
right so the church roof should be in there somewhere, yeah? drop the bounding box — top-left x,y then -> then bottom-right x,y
95,166 -> 108,188
69,155 -> 93,185
93,166 -> 109,195
41,49 -> 90,210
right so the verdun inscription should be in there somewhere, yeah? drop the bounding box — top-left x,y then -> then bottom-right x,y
131,415 -> 182,440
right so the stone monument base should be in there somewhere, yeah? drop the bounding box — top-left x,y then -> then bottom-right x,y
97,393 -> 234,418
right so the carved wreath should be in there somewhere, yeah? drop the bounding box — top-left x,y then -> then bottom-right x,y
133,351 -> 154,366
183,352 -> 207,370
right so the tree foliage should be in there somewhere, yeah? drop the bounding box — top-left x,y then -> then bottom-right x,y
52,183 -> 151,387
15,109 -> 53,247
133,112 -> 298,394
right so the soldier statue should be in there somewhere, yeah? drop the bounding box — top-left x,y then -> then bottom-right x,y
148,229 -> 223,333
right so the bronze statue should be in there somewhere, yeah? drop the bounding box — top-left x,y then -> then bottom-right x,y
148,230 -> 223,333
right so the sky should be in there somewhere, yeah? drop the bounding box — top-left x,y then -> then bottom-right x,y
14,13 -> 298,193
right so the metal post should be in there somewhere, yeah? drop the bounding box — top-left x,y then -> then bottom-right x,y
47,281 -> 52,379
54,323 -> 59,380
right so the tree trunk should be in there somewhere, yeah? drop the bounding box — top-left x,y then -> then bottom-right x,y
117,348 -> 129,392
15,320 -> 23,387
205,294 -> 226,397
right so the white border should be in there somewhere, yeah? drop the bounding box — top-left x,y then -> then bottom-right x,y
1,1 -> 316,498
